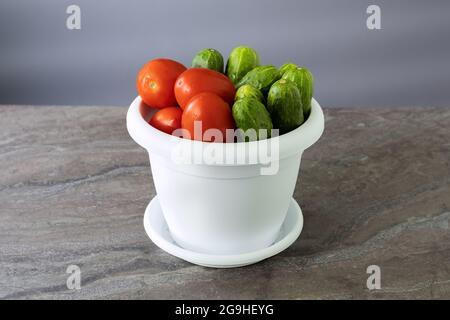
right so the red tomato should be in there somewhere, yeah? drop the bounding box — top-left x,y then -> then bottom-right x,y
174,68 -> 236,110
181,92 -> 235,142
148,106 -> 182,135
137,58 -> 186,109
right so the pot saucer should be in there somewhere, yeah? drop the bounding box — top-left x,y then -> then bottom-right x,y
143,196 -> 303,268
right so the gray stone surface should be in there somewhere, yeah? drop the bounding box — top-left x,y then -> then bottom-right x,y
0,105 -> 449,299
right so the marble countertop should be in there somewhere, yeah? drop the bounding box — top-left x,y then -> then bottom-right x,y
0,105 -> 449,299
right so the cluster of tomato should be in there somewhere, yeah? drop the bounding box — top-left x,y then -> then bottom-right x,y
136,58 -> 236,141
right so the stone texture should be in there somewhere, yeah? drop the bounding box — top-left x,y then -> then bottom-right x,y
0,105 -> 449,299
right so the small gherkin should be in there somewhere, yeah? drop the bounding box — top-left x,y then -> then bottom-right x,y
225,46 -> 260,84
279,62 -> 298,75
234,84 -> 265,104
236,65 -> 281,95
232,97 -> 273,141
192,48 -> 224,73
282,67 -> 314,116
267,79 -> 304,134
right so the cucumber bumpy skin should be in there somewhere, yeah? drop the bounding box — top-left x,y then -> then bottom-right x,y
281,67 -> 314,116
236,65 -> 281,95
279,62 -> 298,76
192,48 -> 224,73
267,79 -> 304,134
225,46 -> 260,85
232,97 -> 273,141
234,84 -> 265,104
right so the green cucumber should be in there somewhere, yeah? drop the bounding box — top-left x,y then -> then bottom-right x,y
232,97 -> 273,141
236,65 -> 281,95
281,67 -> 314,116
225,46 -> 260,84
267,79 -> 304,134
192,48 -> 224,73
279,62 -> 297,75
234,84 -> 265,104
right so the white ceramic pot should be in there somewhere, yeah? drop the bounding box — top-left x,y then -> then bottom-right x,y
127,96 -> 324,255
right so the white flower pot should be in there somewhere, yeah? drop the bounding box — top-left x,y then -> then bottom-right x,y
127,96 -> 324,255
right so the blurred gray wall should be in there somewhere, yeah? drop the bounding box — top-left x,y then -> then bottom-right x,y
1,0 -> 449,107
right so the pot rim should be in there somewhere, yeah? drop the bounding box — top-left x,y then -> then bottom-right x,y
127,96 -> 324,163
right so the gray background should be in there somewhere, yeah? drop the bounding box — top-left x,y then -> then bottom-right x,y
1,0 -> 449,107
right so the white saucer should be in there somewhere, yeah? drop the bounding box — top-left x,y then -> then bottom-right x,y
143,196 -> 303,268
